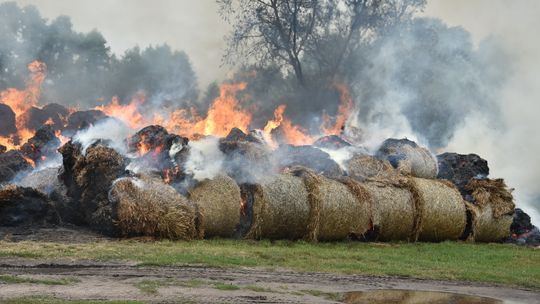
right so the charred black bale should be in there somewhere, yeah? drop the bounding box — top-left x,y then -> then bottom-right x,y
20,125 -> 61,163
313,135 -> 351,150
0,150 -> 32,184
511,208 -> 535,236
21,103 -> 69,131
0,145 -> 6,154
59,141 -> 127,235
65,110 -> 108,133
437,152 -> 489,195
273,145 -> 344,178
0,185 -> 51,226
0,104 -> 17,136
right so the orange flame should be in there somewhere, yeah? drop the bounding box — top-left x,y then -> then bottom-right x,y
321,82 -> 354,136
0,61 -> 47,151
95,93 -> 146,129
263,104 -> 314,146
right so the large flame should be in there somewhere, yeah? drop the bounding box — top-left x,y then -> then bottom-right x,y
0,61 -> 47,150
321,82 -> 354,136
263,104 -> 314,146
95,93 -> 146,129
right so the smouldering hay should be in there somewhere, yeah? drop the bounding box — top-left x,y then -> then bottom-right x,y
466,203 -> 512,242
463,178 -> 514,243
109,175 -> 198,240
409,177 -> 466,242
188,174 -> 241,238
345,154 -> 397,182
245,173 -> 310,240
376,138 -> 438,179
363,178 -> 416,241
465,178 -> 515,218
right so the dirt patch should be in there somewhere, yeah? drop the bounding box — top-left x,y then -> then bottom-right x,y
0,259 -> 537,303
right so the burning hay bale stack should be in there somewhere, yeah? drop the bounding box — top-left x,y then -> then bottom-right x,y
376,138 -> 438,179
20,125 -> 61,164
188,174 -> 241,238
20,103 -> 69,131
109,175 -> 200,240
464,179 -> 515,242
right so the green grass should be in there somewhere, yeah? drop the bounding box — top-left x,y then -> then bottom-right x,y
213,282 -> 241,290
0,240 -> 538,289
0,275 -> 79,285
2,297 -> 142,304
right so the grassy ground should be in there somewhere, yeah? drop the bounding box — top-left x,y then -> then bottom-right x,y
0,239 -> 538,289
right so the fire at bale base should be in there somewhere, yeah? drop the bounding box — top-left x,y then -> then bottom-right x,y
109,175 -> 200,240
188,174 -> 241,238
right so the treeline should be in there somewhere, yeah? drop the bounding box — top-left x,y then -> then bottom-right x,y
0,2 -> 198,107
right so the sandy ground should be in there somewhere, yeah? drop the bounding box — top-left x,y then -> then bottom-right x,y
0,258 -> 539,303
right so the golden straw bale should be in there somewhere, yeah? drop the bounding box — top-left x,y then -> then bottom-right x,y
363,179 -> 416,241
109,175 -> 198,240
245,174 -> 310,240
345,154 -> 397,181
465,200 -> 512,242
188,174 -> 241,238
376,138 -> 438,178
410,177 -> 466,242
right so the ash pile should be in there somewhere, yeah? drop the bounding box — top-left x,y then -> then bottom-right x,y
1,111 -> 536,247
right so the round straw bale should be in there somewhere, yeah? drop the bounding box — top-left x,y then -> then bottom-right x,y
410,177 -> 466,242
465,178 -> 515,218
245,174 -> 310,240
466,203 -> 512,242
188,174 -> 241,238
109,175 -> 198,240
345,154 -> 397,181
376,138 -> 438,179
363,179 -> 416,241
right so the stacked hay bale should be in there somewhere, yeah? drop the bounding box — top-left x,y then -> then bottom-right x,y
109,175 -> 200,240
363,178 -> 417,241
464,179 -> 514,242
188,175 -> 241,238
345,154 -> 397,181
291,167 -> 370,241
376,138 -> 438,179
58,141 -> 127,235
243,173 -> 311,240
273,145 -> 344,178
409,178 -> 467,242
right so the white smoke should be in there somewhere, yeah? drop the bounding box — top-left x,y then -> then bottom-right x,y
184,136 -> 225,181
427,0 -> 540,226
73,118 -> 132,154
